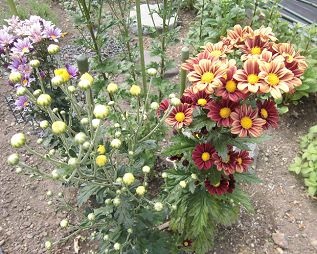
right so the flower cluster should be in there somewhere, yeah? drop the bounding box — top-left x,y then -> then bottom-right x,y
163,26 -> 307,197
0,16 -> 66,109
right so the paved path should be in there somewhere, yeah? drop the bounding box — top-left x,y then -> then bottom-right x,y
280,0 -> 317,24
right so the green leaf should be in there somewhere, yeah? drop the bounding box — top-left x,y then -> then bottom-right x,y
77,184 -> 101,206
162,135 -> 196,156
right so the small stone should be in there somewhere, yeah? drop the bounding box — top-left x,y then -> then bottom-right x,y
272,232 -> 288,249
310,239 -> 317,248
276,247 -> 284,254
0,240 -> 4,246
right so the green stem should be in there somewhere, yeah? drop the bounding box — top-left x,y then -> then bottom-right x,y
250,0 -> 259,27
199,0 -> 205,41
180,47 -> 189,96
135,0 -> 147,94
6,0 -> 19,16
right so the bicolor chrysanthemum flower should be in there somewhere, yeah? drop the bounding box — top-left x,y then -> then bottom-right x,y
253,26 -> 277,42
204,176 -> 230,196
226,25 -> 253,45
165,103 -> 194,129
212,149 -> 236,175
238,35 -> 269,61
215,65 -> 247,102
189,90 -> 210,107
230,104 -> 266,137
11,38 -> 33,56
157,99 -> 170,118
233,150 -> 253,173
203,41 -> 233,58
284,60 -> 308,91
227,174 -> 236,193
258,61 -> 293,99
180,95 -> 193,105
272,43 -> 307,68
206,100 -> 238,127
188,59 -> 227,93
0,30 -> 15,47
234,59 -> 262,93
192,143 -> 215,170
256,100 -> 278,129
182,50 -> 216,72
15,96 -> 28,109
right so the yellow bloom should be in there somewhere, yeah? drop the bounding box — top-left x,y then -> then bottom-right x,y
97,145 -> 106,155
54,68 -> 70,82
130,85 -> 141,96
81,73 -> 94,83
52,121 -> 67,135
96,155 -> 107,167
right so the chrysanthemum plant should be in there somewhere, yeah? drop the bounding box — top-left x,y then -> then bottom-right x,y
0,15 -> 75,114
7,61 -> 179,252
161,25 -> 307,253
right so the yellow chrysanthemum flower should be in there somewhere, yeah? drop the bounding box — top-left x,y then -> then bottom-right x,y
54,68 -> 70,82
97,145 -> 106,155
96,155 -> 107,167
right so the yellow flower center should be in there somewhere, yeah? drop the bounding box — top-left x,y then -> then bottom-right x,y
236,158 -> 243,165
51,35 -> 57,40
197,98 -> 207,106
247,74 -> 260,85
201,72 -> 215,83
225,80 -> 237,93
251,47 -> 261,55
201,152 -> 210,162
23,101 -> 29,107
213,182 -> 221,187
22,47 -> 29,53
260,108 -> 268,119
219,107 -> 231,118
285,53 -> 294,62
22,79 -> 28,85
267,73 -> 280,86
175,112 -> 185,122
240,116 -> 253,129
209,50 -> 222,57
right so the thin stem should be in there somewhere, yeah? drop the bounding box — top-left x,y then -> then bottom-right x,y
135,0 -> 147,94
250,0 -> 259,27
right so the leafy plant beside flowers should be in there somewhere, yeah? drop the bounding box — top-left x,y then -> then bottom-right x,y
289,125 -> 317,197
161,25 -> 307,253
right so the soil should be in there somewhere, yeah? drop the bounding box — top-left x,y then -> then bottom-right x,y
0,1 -> 317,254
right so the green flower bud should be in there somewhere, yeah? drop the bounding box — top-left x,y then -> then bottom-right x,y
150,102 -> 159,110
45,240 -> 52,250
103,234 -> 109,241
142,165 -> 150,173
154,202 -> 163,211
51,76 -> 63,86
68,158 -> 79,167
93,104 -> 110,119
74,132 -> 87,144
33,89 -> 42,97
82,141 -> 90,150
108,101 -> 115,106
136,186 -> 146,196
48,149 -> 55,156
9,71 -> 22,82
11,133 -> 26,148
92,119 -> 101,129
179,180 -> 187,188
47,44 -> 60,54
16,86 -> 27,96
107,82 -> 118,93
123,173 -> 135,186
130,85 -> 141,96
105,198 -> 111,205
37,94 -> 52,107
30,59 -> 40,68
40,120 -> 49,129
51,121 -> 67,135
80,118 -> 89,125
114,131 -> 121,138
16,167 -> 22,174
46,190 -> 53,197
113,243 -> 121,251
37,138 -> 43,144
87,213 -> 95,221
52,107 -> 58,113
110,139 -> 121,149
147,68 -> 157,76
68,85 -> 76,93
7,153 -> 20,166
113,197 -> 121,206
171,97 -> 181,106
127,228 -> 133,234
60,219 -> 69,228
169,93 -> 176,99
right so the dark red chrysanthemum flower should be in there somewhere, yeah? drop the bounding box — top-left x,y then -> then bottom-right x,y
182,239 -> 193,247
192,143 -> 215,170
204,177 -> 229,196
233,150 -> 253,173
227,174 -> 236,193
180,95 -> 193,104
212,149 -> 236,175
206,100 -> 238,127
189,90 -> 211,107
165,103 -> 194,129
256,100 -> 279,130
169,154 -> 183,161
156,99 -> 170,118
